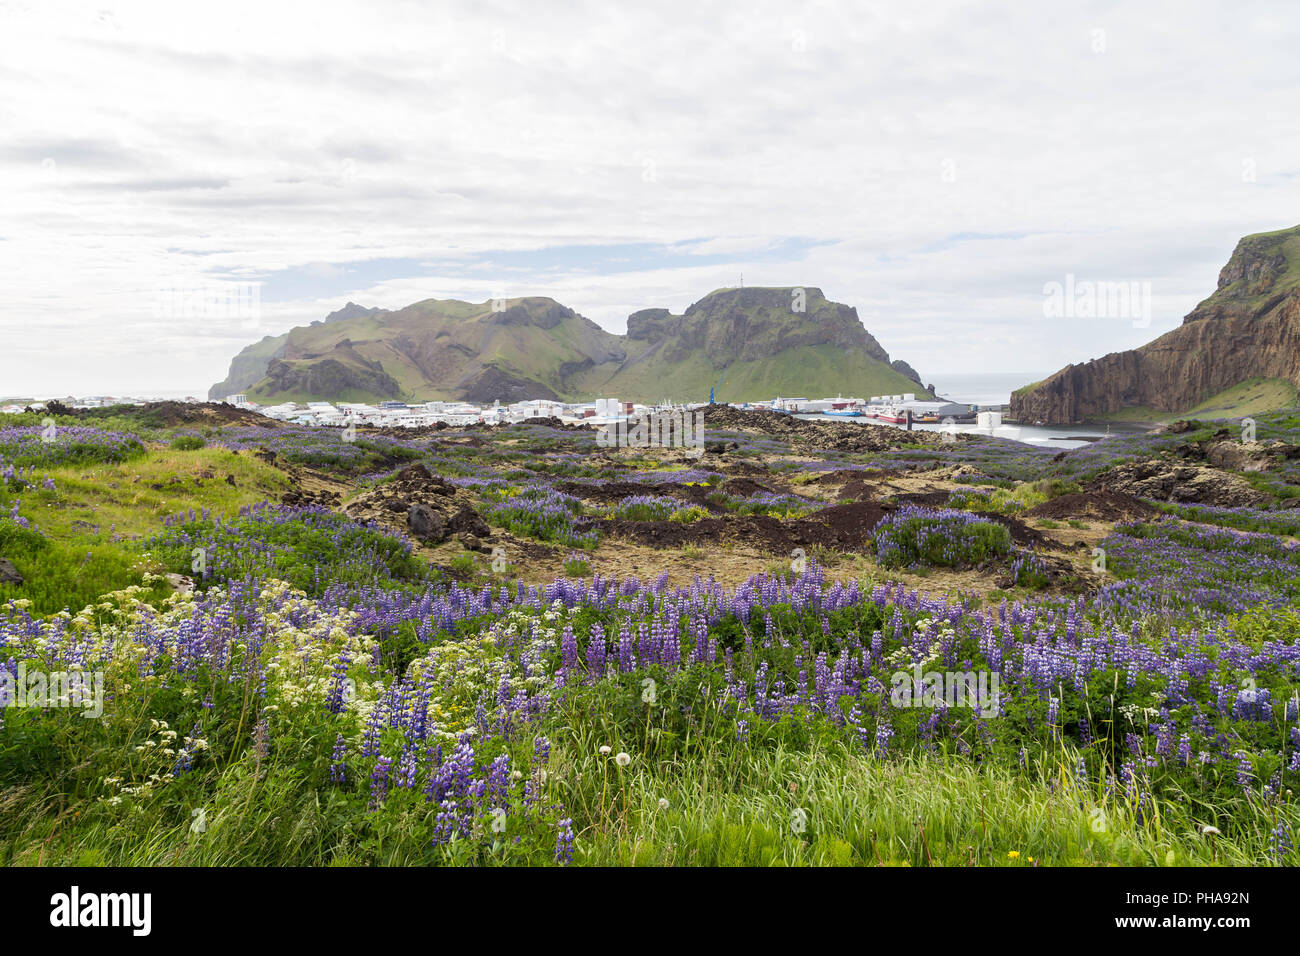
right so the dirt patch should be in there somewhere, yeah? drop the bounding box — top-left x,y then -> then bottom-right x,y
1026,491 -> 1157,522
582,500 -> 893,554
890,490 -> 954,508
800,467 -> 893,502
836,475 -> 881,502
719,476 -> 774,497
557,480 -> 720,509
281,487 -> 343,508
517,416 -> 594,431
992,515 -> 1050,549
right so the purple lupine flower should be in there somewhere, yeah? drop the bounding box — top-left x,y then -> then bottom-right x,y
874,721 -> 894,758
1234,751 -> 1253,788
1271,821 -> 1293,864
555,817 -> 575,865
330,734 -> 348,784
325,648 -> 351,714
370,756 -> 393,810
397,746 -> 418,789
586,623 -> 606,680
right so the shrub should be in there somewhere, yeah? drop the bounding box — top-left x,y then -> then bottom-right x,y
873,505 -> 1011,569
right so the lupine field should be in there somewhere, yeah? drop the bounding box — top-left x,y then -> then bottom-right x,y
1,403 -> 1299,866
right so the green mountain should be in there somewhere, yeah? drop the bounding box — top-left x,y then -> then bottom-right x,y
1010,225 -> 1300,423
210,287 -> 930,404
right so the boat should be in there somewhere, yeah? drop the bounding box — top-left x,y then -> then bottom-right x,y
866,403 -> 907,423
824,408 -> 864,418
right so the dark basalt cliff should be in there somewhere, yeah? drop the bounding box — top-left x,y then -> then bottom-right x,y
1010,227 -> 1300,423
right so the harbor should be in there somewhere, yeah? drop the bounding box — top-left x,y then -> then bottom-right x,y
12,389 -> 1146,450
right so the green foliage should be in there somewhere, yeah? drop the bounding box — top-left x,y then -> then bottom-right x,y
563,555 -> 592,576
874,511 -> 1012,569
146,506 -> 435,597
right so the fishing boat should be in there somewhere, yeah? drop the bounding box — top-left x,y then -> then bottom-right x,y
824,408 -> 864,417
865,403 -> 907,423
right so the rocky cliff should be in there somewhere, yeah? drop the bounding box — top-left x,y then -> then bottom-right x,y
213,287 -> 930,404
1010,226 -> 1300,423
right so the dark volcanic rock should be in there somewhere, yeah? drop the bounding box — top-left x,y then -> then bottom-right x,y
263,353 -> 402,399
891,359 -> 924,386
407,503 -> 447,543
0,558 -> 22,585
1089,461 -> 1270,507
448,505 -> 490,538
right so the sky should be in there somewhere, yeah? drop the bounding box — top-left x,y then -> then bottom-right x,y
2,0 -> 1299,398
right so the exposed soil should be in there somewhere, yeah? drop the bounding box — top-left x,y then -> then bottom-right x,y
1025,491 -> 1157,522
281,487 -> 343,508
557,480 -> 723,512
1173,437 -> 1300,472
718,476 -> 775,497
581,500 -> 892,554
517,416 -> 593,431
802,467 -> 895,502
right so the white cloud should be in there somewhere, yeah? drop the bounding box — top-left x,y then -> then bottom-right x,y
1,0 -> 1298,395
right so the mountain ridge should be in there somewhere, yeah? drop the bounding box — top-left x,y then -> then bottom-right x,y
210,287 -> 931,404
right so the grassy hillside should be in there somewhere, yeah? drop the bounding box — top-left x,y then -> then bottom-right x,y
578,343 -> 926,403
222,289 -> 931,405
1092,378 -> 1299,423
0,439 -> 291,614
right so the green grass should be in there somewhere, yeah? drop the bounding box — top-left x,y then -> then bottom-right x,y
1092,379 -> 1299,424
2,704 -> 1279,866
0,446 -> 292,614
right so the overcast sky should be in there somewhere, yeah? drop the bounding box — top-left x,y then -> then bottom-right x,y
2,0 -> 1298,398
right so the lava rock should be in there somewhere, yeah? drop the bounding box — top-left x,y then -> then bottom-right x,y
407,503 -> 447,543
448,505 -> 490,538
0,558 -> 23,585
397,463 -> 432,482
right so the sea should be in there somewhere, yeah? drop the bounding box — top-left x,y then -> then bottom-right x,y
926,371 -> 1044,407
796,371 -> 1152,450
